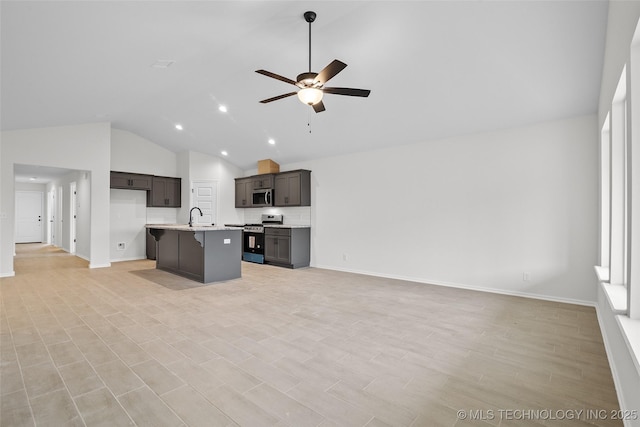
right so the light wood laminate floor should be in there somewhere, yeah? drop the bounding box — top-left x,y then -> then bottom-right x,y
0,244 -> 621,426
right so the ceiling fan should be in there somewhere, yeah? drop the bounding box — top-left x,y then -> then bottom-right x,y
256,11 -> 371,113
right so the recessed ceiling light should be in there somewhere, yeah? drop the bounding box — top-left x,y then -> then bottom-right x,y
175,124 -> 183,131
268,139 -> 275,145
219,105 -> 228,113
30,177 -> 37,181
221,150 -> 228,156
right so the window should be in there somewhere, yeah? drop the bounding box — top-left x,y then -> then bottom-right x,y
628,21 -> 640,319
599,18 -> 640,320
600,114 -> 610,269
610,66 -> 627,289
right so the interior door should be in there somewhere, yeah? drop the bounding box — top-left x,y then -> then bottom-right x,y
192,181 -> 217,225
15,191 -> 43,243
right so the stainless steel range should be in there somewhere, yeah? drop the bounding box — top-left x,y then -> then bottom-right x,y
242,214 -> 283,264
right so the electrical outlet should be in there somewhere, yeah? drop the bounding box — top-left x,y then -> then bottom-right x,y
342,254 -> 348,261
117,242 -> 126,250
523,272 -> 531,282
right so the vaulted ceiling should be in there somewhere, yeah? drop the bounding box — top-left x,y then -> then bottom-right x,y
1,1 -> 608,170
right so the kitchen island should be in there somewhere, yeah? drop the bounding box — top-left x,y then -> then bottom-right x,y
146,225 -> 242,283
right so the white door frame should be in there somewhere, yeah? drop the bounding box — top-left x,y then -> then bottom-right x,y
57,186 -> 63,248
70,181 -> 77,254
48,189 -> 55,245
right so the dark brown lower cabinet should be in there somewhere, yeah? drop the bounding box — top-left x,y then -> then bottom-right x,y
146,229 -> 156,260
148,228 -> 242,283
264,227 -> 310,269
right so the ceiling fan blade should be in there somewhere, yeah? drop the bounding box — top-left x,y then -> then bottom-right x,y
259,92 -> 297,103
255,70 -> 298,86
323,87 -> 371,97
312,101 -> 326,113
314,60 -> 347,85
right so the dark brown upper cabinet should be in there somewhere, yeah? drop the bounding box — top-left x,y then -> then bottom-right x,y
235,177 -> 254,208
274,170 -> 311,207
110,171 -> 152,191
148,176 -> 181,207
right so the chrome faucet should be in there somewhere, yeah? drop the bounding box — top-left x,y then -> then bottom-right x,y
188,207 -> 203,227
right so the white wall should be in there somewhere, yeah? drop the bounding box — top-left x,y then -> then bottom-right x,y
110,189 -> 147,261
283,115 -> 598,305
111,128 -> 177,176
15,182 -> 46,192
110,127 -> 179,226
596,2 -> 640,424
178,151 -> 245,226
75,172 -> 91,258
0,123 -> 111,276
110,128 -> 178,260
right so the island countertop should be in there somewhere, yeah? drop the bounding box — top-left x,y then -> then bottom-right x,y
146,224 -> 242,231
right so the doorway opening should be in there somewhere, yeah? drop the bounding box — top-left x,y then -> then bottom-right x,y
13,164 -> 90,263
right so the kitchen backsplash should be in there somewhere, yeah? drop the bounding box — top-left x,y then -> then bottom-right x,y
146,207 -> 178,224
244,206 -> 311,226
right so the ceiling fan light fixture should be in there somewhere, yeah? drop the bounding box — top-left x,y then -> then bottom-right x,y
297,88 -> 323,105
256,10 -> 370,113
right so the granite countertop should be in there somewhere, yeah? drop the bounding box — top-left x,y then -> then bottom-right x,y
146,224 -> 243,231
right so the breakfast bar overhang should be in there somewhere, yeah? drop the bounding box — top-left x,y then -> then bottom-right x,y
146,225 -> 242,283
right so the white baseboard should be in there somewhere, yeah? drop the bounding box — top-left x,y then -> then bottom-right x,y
0,271 -> 15,278
89,262 -> 111,269
312,264 -> 595,307
110,256 -> 148,263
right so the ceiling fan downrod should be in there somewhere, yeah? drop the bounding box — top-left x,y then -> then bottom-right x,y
304,11 -> 316,73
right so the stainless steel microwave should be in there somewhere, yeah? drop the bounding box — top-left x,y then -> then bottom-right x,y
251,189 -> 273,207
